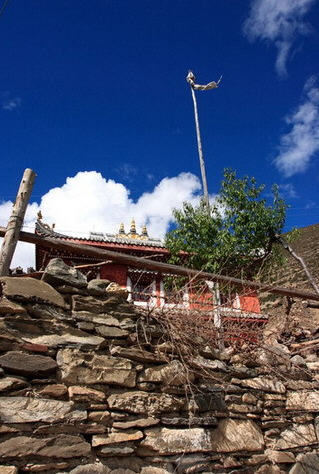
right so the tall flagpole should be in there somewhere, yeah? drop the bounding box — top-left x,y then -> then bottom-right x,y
186,71 -> 222,215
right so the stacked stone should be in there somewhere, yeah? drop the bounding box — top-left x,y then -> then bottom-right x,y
0,259 -> 318,473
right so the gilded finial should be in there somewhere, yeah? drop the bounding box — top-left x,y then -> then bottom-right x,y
118,223 -> 125,234
141,224 -> 148,237
37,210 -> 43,221
130,219 -> 137,234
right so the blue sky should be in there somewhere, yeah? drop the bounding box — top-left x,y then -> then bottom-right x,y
1,0 -> 319,267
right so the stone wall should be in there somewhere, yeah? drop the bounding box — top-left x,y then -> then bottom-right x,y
0,260 -> 318,473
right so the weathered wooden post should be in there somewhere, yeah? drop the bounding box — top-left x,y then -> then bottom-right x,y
186,71 -> 222,215
0,168 -> 36,276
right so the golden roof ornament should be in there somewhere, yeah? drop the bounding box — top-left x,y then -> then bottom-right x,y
37,210 -> 43,221
130,219 -> 137,235
115,219 -> 150,240
141,224 -> 148,238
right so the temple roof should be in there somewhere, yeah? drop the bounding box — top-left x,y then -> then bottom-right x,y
35,219 -> 166,249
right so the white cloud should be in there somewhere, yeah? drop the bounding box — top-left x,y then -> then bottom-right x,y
2,97 -> 21,111
243,0 -> 316,76
274,76 -> 319,176
278,183 -> 298,198
0,171 -> 203,269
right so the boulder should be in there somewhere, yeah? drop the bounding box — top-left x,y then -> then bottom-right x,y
42,258 -> 87,289
0,434 -> 90,458
0,397 -> 86,423
140,419 -> 264,455
57,349 -> 136,387
0,351 -> 57,377
107,391 -> 185,415
0,277 -> 66,308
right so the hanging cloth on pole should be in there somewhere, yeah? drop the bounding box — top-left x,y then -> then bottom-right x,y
186,70 -> 222,90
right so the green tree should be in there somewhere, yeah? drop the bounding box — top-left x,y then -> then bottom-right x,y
165,169 -> 287,279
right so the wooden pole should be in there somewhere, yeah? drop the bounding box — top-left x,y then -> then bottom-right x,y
189,83 -> 211,215
1,226 -> 319,302
0,169 -> 36,276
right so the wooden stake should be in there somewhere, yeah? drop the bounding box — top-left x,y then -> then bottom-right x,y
0,169 -> 36,276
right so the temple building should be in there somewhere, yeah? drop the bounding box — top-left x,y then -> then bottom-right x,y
35,215 -> 265,324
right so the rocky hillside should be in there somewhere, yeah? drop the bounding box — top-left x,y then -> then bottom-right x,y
266,223 -> 319,292
0,259 -> 318,473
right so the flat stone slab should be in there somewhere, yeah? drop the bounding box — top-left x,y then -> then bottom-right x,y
72,311 -> 122,326
140,419 -> 264,455
0,377 -> 28,393
23,333 -> 104,349
0,467 -> 18,474
0,434 -> 90,458
95,325 -> 129,338
0,351 -> 57,377
238,377 -> 286,393
139,360 -> 194,386
68,386 -> 106,402
57,349 -> 136,387
70,464 -> 111,474
0,277 -> 66,308
289,453 -> 319,474
72,294 -> 127,313
275,424 -> 317,450
287,391 -> 319,411
0,397 -> 86,423
0,297 -> 26,315
110,346 -> 166,364
87,279 -> 111,295
107,391 -> 185,415
92,430 -> 143,447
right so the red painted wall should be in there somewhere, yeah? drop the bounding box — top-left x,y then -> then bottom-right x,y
239,290 -> 261,313
100,264 -> 127,287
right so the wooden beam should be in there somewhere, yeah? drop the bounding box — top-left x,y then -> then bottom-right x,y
0,169 -> 36,276
1,226 -> 319,302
